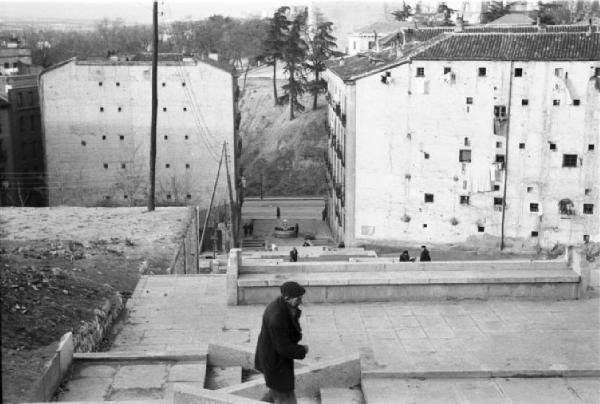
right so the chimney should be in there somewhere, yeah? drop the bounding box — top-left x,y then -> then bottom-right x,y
373,30 -> 379,52
454,16 -> 464,33
587,18 -> 593,37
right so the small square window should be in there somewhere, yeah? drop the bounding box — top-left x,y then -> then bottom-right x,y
162,82 -> 166,87
519,143 -> 525,149
444,67 -> 451,74
118,107 -> 122,112
464,137 -> 470,146
553,99 -> 560,106
494,184 -> 500,191
183,107 -> 187,112
166,194 -> 172,200
494,197 -> 503,205
163,107 -> 167,112
423,224 -> 428,228
100,107 -> 104,112
182,82 -> 186,86
494,105 -> 507,118
186,194 -> 192,199
531,231 -> 538,237
124,195 -> 128,199
416,67 -> 425,77
514,68 -> 523,77
466,97 -> 473,105
184,135 -> 189,140
81,140 -> 86,146
583,204 -> 594,214
495,154 -> 505,163
105,195 -> 111,200
424,152 -> 430,159
496,141 -> 502,148
589,144 -> 595,151
478,225 -> 485,232
596,67 -> 600,77
165,163 -> 170,168
424,193 -> 434,203
549,143 -> 556,151
460,195 -> 470,205
478,67 -> 486,76
121,163 -> 126,169
185,163 -> 190,169
521,99 -> 529,106
103,163 -> 108,169
530,203 -> 539,212
585,188 -> 591,195
102,135 -> 106,140
120,135 -> 124,140
584,235 -> 590,243
459,149 -> 471,162
563,154 -> 578,167
164,135 -> 168,140
573,99 -> 580,106
116,82 -> 120,86
527,186 -> 533,193
99,82 -> 103,86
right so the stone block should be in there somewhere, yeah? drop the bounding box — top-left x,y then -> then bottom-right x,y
304,286 -> 327,302
227,249 -> 241,306
205,366 -> 242,389
168,361 -> 207,382
174,383 -> 264,403
294,353 -> 361,398
73,364 -> 118,378
58,376 -> 112,401
320,387 -> 364,404
108,387 -> 164,400
446,285 -> 487,300
57,331 -> 74,378
207,343 -> 255,369
112,364 -> 168,389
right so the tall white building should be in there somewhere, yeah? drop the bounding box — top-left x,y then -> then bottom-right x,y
39,55 -> 240,207
324,28 -> 600,249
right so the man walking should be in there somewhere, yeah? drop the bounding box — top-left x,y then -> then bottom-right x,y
290,247 -> 298,262
255,281 -> 308,403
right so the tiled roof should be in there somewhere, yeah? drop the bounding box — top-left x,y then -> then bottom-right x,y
412,32 -> 600,61
353,21 -> 415,35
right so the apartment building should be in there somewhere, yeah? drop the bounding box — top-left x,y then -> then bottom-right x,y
39,55 -> 240,207
324,29 -> 600,249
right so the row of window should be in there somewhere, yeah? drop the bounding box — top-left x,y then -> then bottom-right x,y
99,106 -> 189,112
464,97 -> 582,106
3,62 -> 19,69
416,66 -> 600,78
423,193 -> 595,214
105,193 -> 192,200
102,162 -> 192,169
82,134 -> 191,145
98,81 -> 186,87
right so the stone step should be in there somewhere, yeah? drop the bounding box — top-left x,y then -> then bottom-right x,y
297,396 -> 321,404
237,268 -> 580,304
204,365 -> 242,390
320,387 -> 364,404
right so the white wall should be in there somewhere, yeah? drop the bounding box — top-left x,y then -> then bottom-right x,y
40,59 -> 236,206
348,59 -> 599,248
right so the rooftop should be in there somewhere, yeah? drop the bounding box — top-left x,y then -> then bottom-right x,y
487,13 -> 535,26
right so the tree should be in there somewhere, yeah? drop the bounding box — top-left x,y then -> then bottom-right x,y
481,0 -> 510,23
392,2 -> 413,21
260,7 -> 291,106
305,21 -> 342,110
437,2 -> 456,26
532,1 -> 574,25
281,9 -> 309,120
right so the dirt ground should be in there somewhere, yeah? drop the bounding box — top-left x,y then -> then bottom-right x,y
0,207 -> 189,404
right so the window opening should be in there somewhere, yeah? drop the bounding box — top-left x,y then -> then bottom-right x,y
553,99 -> 560,106
514,67 -> 523,77
495,154 -> 505,163
562,154 -> 578,167
460,195 -> 470,205
100,107 -> 104,112
424,193 -> 434,203
585,188 -> 591,196
120,135 -> 124,140
186,194 -> 192,199
519,143 -> 525,149
531,231 -> 538,237
522,99 -> 528,106
559,199 -> 575,215
103,163 -> 108,169
121,163 -> 126,169
494,184 -> 500,191
494,105 -> 507,119
530,203 -> 539,212
81,140 -> 86,146
478,225 -> 485,232
583,204 -> 594,214
478,67 -> 486,76
164,135 -> 168,140
416,67 -> 425,77
424,152 -> 430,159
466,97 -> 473,104
589,144 -> 595,151
549,143 -> 556,150
496,141 -> 502,148
165,163 -> 170,168
459,149 -> 471,162
573,99 -> 580,106
116,82 -> 120,86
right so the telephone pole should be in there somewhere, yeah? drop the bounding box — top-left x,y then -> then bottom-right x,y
148,0 -> 158,211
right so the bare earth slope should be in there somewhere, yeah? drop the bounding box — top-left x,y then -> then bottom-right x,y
238,77 -> 328,197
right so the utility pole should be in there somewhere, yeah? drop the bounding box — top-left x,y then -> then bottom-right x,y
148,0 -> 158,211
223,142 -> 238,248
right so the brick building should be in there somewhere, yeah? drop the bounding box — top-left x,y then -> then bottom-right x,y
39,55 -> 240,207
324,28 -> 600,249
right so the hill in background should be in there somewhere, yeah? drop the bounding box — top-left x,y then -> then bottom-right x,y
238,77 -> 328,197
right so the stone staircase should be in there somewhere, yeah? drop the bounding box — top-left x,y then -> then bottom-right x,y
241,238 -> 267,250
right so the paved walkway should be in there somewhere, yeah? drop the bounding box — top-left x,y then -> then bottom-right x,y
114,275 -> 600,373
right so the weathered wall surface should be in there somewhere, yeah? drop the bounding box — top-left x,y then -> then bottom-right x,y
40,59 -> 236,207
348,59 -> 599,248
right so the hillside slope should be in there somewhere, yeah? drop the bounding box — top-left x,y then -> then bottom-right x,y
238,77 -> 328,197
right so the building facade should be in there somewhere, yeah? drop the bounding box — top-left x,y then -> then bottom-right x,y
0,74 -> 45,206
39,56 -> 240,207
325,30 -> 600,249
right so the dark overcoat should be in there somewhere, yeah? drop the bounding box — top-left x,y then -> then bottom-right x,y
255,296 -> 306,392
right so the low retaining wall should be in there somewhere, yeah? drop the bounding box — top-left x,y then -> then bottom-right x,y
27,292 -> 124,401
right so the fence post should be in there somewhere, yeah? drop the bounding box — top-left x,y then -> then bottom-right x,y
195,206 -> 200,274
183,240 -> 187,275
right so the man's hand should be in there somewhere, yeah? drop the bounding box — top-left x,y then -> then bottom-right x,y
302,344 -> 309,354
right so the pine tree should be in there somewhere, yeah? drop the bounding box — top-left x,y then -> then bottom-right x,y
392,2 -> 413,21
260,7 -> 291,106
281,9 -> 309,120
305,21 -> 342,110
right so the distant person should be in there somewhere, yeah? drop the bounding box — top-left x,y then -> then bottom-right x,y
322,208 -> 326,221
399,250 -> 410,262
302,240 -> 311,247
255,281 -> 308,404
420,245 -> 431,262
290,247 -> 298,262
243,223 -> 249,237
294,223 -> 299,238
276,206 -> 281,218
338,241 -> 345,248
249,221 -> 254,236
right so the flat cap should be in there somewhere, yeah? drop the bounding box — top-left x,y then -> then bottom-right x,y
280,281 -> 306,298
